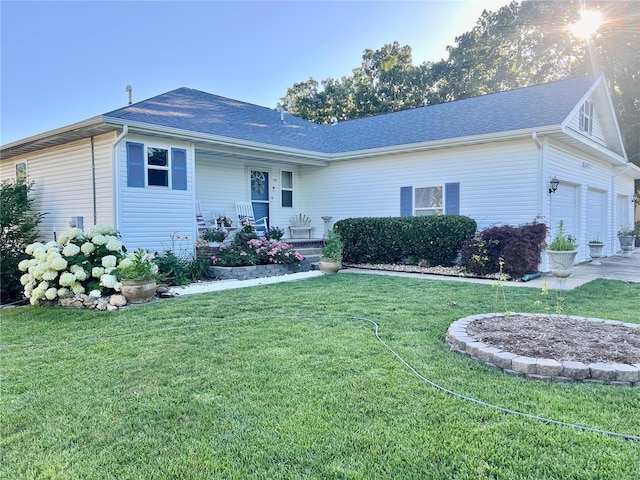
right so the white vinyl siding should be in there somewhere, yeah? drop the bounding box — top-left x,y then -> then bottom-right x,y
0,133 -> 115,242
299,140 -> 541,232
116,134 -> 194,253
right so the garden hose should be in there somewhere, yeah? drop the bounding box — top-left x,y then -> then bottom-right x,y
5,313 -> 639,441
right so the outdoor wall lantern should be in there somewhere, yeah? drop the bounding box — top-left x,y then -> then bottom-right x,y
548,176 -> 560,194
633,193 -> 639,204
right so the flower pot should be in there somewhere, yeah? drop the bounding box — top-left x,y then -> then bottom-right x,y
120,279 -> 157,304
547,249 -> 578,279
207,241 -> 221,247
588,243 -> 605,265
618,235 -> 635,257
318,257 -> 341,275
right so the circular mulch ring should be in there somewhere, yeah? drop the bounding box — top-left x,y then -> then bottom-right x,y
447,313 -> 640,386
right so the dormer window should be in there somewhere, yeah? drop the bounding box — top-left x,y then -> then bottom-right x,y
579,100 -> 593,135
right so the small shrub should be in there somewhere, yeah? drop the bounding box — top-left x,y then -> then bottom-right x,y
461,220 -> 547,278
264,226 -> 284,241
0,180 -> 45,304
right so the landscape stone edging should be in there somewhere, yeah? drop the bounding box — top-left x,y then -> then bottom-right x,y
447,313 -> 639,387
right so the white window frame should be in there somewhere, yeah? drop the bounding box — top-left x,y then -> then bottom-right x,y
281,170 -> 293,208
414,186 -> 443,216
146,146 -> 170,188
15,162 -> 27,184
580,100 -> 593,135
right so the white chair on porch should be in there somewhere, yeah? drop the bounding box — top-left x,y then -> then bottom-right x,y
235,201 -> 268,233
196,200 -> 208,235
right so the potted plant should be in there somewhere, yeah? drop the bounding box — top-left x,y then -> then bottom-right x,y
201,227 -> 227,246
547,221 -> 579,279
588,236 -> 605,265
617,225 -> 636,256
264,226 -> 284,241
113,248 -> 159,303
319,229 -> 343,274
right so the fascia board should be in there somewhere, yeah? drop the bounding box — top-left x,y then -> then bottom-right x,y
561,125 -> 628,165
326,126 -> 560,161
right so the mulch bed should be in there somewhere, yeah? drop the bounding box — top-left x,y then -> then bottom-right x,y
467,315 -> 640,365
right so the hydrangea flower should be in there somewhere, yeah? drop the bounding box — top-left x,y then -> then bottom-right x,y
102,255 -> 117,268
71,283 -> 85,294
91,234 -> 107,245
81,242 -> 96,254
100,274 -> 118,289
18,259 -> 30,272
92,266 -> 105,278
57,288 -> 70,296
42,270 -> 58,281
62,243 -> 81,257
88,290 -> 102,298
59,272 -> 76,287
66,228 -> 84,241
50,256 -> 68,271
106,238 -> 123,252
45,288 -> 58,300
25,242 -> 44,255
70,266 -> 88,282
20,273 -> 31,286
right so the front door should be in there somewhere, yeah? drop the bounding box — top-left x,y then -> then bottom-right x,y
250,169 -> 269,229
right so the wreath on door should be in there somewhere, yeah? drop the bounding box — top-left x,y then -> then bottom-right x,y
251,171 -> 265,194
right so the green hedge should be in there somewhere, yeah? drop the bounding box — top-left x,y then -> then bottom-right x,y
335,215 -> 477,266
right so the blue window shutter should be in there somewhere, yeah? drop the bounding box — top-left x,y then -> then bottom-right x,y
579,103 -> 585,131
400,186 -> 412,217
445,182 -> 460,215
126,142 -> 145,187
171,148 -> 187,190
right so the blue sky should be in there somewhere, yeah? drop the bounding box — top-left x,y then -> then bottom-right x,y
1,0 -> 509,144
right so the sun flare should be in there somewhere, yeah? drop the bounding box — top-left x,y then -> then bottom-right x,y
569,10 -> 603,39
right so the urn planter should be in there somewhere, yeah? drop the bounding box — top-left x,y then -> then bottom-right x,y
547,249 -> 579,279
618,235 -> 635,257
588,243 -> 605,265
318,257 -> 341,275
120,279 -> 157,304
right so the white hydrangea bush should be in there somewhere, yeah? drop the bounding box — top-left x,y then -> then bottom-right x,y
19,225 -> 127,306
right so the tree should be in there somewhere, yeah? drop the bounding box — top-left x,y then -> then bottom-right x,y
280,42 -> 435,124
280,1 -> 639,165
0,180 -> 45,304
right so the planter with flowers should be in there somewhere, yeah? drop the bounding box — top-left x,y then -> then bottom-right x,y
617,225 -> 637,257
207,225 -> 306,280
588,237 -> 605,265
547,221 -> 578,281
319,229 -> 343,275
113,248 -> 159,303
201,227 -> 228,247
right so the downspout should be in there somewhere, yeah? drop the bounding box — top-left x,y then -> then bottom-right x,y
91,136 -> 97,225
611,163 -> 631,252
111,125 -> 129,231
532,132 -> 547,271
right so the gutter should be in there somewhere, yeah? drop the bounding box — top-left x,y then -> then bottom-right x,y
111,125 -> 128,231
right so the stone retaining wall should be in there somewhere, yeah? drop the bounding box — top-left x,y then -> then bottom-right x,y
447,313 -> 639,387
207,264 -> 304,281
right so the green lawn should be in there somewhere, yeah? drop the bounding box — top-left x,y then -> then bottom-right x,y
1,274 -> 639,479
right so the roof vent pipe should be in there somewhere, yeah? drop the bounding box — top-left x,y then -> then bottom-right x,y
278,107 -> 285,123
330,117 -> 338,125
125,85 -> 132,105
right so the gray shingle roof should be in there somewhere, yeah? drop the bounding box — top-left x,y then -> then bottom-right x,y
104,76 -> 597,155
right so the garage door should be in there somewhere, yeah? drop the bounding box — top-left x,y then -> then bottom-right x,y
586,189 -> 605,242
549,183 -> 578,240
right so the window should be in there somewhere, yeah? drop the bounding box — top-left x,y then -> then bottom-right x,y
126,142 -> 187,189
281,170 -> 293,207
15,163 -> 27,184
147,147 -> 169,187
414,186 -> 443,215
579,100 -> 593,135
